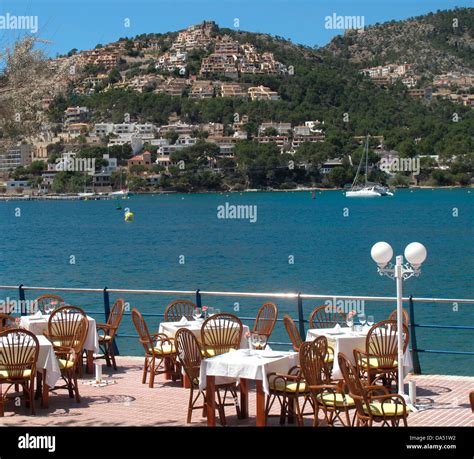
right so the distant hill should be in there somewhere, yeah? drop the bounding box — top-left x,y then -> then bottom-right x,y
325,7 -> 474,75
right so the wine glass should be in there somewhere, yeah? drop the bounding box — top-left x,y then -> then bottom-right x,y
367,315 -> 375,327
192,307 -> 202,321
44,302 -> 54,315
346,316 -> 353,330
214,308 -> 221,315
258,335 -> 267,350
251,333 -> 259,350
358,314 -> 366,327
207,307 -> 215,317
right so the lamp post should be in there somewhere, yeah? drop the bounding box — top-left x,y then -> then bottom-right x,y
370,241 -> 427,398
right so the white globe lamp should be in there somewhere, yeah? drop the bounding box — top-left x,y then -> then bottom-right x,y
404,242 -> 427,269
371,242 -> 393,268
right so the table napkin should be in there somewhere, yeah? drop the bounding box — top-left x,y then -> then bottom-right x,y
178,316 -> 189,325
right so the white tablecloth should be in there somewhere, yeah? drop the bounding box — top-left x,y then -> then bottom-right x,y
306,327 -> 412,379
159,320 -> 250,349
20,314 -> 99,353
0,334 -> 60,388
199,349 -> 299,395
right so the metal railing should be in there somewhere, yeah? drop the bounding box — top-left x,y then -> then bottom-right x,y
0,284 -> 473,375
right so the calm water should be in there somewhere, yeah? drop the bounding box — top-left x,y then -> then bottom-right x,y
0,189 -> 473,375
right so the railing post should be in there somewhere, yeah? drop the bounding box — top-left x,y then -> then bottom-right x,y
408,295 -> 421,374
196,289 -> 202,309
297,293 -> 305,339
19,284 -> 26,316
103,287 -> 119,356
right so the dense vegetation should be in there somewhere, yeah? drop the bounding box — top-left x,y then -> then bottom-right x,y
40,9 -> 474,192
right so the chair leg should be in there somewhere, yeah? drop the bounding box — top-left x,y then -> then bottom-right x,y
73,373 -> 81,403
109,345 -> 117,371
142,357 -> 148,384
30,378 -> 36,415
104,346 -> 111,367
187,388 -> 194,423
67,374 -> 74,398
279,396 -> 286,425
230,387 -> 241,419
149,357 -> 155,388
216,390 -> 227,426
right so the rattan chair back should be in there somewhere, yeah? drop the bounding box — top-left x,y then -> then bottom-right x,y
252,302 -> 278,338
283,315 -> 303,351
201,313 -> 243,356
164,300 -> 197,322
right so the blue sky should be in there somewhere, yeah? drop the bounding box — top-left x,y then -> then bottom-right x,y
0,0 -> 470,57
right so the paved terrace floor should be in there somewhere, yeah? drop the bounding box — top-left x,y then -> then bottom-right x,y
0,357 -> 472,427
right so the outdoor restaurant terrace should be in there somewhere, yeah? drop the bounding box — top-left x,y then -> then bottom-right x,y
0,284 -> 472,430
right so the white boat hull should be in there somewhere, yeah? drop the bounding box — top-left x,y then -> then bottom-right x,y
346,189 -> 381,197
109,190 -> 129,197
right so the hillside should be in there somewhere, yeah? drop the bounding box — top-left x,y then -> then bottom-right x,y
325,7 -> 474,75
0,10 -> 473,193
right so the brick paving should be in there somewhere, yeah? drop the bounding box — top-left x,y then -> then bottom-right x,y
0,357 -> 472,427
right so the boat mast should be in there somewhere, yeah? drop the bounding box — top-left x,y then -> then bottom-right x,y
365,134 -> 369,186
350,134 -> 368,190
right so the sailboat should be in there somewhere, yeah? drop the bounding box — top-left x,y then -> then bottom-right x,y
78,175 -> 95,198
109,169 -> 129,198
346,136 -> 393,197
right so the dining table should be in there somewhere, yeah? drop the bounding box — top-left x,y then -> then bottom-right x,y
199,348 -> 299,426
158,319 -> 250,348
306,326 -> 413,379
20,313 -> 100,373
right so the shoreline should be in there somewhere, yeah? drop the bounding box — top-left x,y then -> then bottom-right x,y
0,185 -> 471,201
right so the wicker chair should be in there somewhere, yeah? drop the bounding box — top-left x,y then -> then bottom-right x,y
164,300 -> 197,322
309,305 -> 347,329
0,329 -> 39,416
132,308 -> 179,388
95,299 -> 126,370
33,294 -> 65,314
339,352 -> 409,426
0,314 -> 16,332
201,313 -> 243,358
283,315 -> 303,351
252,302 -> 278,345
175,328 -> 240,425
265,364 -> 308,426
47,306 -> 88,402
353,319 -> 409,389
300,340 -> 355,426
388,308 -> 410,326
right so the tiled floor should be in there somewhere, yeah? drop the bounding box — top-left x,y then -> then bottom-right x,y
0,357 -> 472,427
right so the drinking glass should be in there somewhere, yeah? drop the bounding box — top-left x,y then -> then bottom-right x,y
358,314 -> 366,327
207,307 -> 215,317
214,308 -> 221,315
258,335 -> 267,350
251,333 -> 259,350
192,308 -> 202,321
367,315 -> 375,327
346,317 -> 353,329
44,302 -> 54,314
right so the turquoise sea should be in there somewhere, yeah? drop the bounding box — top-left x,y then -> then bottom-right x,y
0,189 -> 473,375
